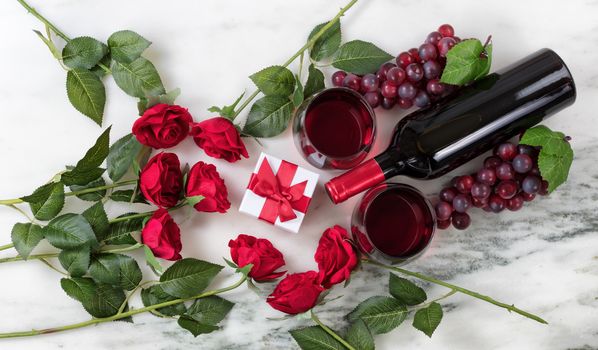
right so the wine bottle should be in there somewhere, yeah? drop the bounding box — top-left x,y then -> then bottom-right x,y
326,48 -> 576,204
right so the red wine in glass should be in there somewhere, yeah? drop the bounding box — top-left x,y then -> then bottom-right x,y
352,183 -> 435,264
293,87 -> 375,169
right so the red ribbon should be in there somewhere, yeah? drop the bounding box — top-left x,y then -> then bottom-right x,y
248,157 -> 311,224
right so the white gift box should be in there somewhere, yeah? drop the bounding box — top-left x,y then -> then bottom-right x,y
239,152 -> 319,233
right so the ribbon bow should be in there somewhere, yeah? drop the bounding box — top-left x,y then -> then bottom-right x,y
248,158 -> 311,223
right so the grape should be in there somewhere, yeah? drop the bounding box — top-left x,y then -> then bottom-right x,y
408,48 -> 421,63
517,144 -> 537,157
360,73 -> 379,93
426,79 -> 445,95
496,163 -> 515,180
455,175 -> 474,193
495,142 -> 518,161
398,82 -> 417,100
376,62 -> 396,82
512,154 -> 533,173
342,74 -> 361,91
452,212 -> 471,230
522,175 -> 541,194
437,37 -> 457,57
484,156 -> 502,169
426,31 -> 443,45
438,24 -> 454,37
381,81 -> 398,98
453,36 -> 461,43
496,180 -> 518,199
520,192 -> 536,202
452,194 -> 471,213
539,180 -> 549,196
413,91 -> 430,107
381,97 -> 396,110
471,182 -> 491,199
437,219 -> 451,229
529,167 -> 541,176
476,168 -> 497,186
439,187 -> 458,202
423,60 -> 441,79
396,52 -> 414,68
332,71 -> 347,87
471,196 -> 488,208
488,194 -> 506,213
435,202 -> 453,221
364,92 -> 381,108
419,43 -> 438,61
506,195 -> 524,211
405,63 -> 424,82
386,67 -> 406,86
397,98 -> 413,109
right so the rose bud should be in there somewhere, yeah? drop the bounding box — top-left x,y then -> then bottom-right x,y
185,161 -> 230,213
191,117 -> 249,163
141,208 -> 182,261
132,104 -> 193,149
315,225 -> 359,288
228,234 -> 286,282
139,152 -> 183,208
267,271 -> 324,315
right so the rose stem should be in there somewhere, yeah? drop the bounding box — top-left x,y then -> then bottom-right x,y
310,310 -> 356,350
16,0 -> 111,73
0,179 -> 138,206
231,0 -> 359,119
0,243 -> 14,252
362,258 -> 547,324
0,274 -> 247,339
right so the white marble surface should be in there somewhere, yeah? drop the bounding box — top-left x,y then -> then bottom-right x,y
0,0 -> 597,349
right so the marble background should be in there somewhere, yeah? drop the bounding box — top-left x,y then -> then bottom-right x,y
0,0 -> 596,349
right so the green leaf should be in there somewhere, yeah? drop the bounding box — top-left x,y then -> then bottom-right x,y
60,167 -> 105,187
249,66 -> 295,97
90,53 -> 111,78
107,30 -> 151,64
520,125 -> 574,192
62,36 -> 108,69
109,189 -> 146,204
185,296 -> 234,325
138,88 -> 181,115
475,44 -> 492,80
104,213 -> 143,245
347,296 -> 408,334
112,57 -> 165,98
178,316 -> 219,337
61,127 -> 111,186
141,285 -> 186,316
44,213 -> 97,250
389,273 -> 427,306
118,254 -> 143,290
332,40 -> 393,75
66,68 -> 106,126
208,92 -> 244,120
292,75 -> 304,108
143,244 -> 164,274
61,277 -> 96,303
58,247 -> 91,277
83,283 -> 127,318
11,223 -> 44,259
440,39 -> 492,85
21,182 -> 65,221
243,96 -> 293,138
107,133 -> 143,182
89,253 -> 121,285
290,326 -> 345,350
412,302 -> 443,337
303,64 -> 325,98
82,201 -> 110,241
69,176 -> 107,201
159,258 -> 224,298
346,319 -> 375,350
308,21 -> 342,62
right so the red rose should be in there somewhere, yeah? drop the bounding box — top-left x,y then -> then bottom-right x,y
191,117 -> 249,163
185,161 -> 230,213
132,104 -> 193,149
139,153 -> 183,208
228,234 -> 286,282
141,208 -> 182,261
267,271 -> 324,315
315,225 -> 359,289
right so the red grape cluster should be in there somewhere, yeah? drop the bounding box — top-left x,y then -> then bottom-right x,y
331,24 -> 460,110
435,142 -> 549,230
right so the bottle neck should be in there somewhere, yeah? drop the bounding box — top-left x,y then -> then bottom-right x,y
325,149 -> 405,204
